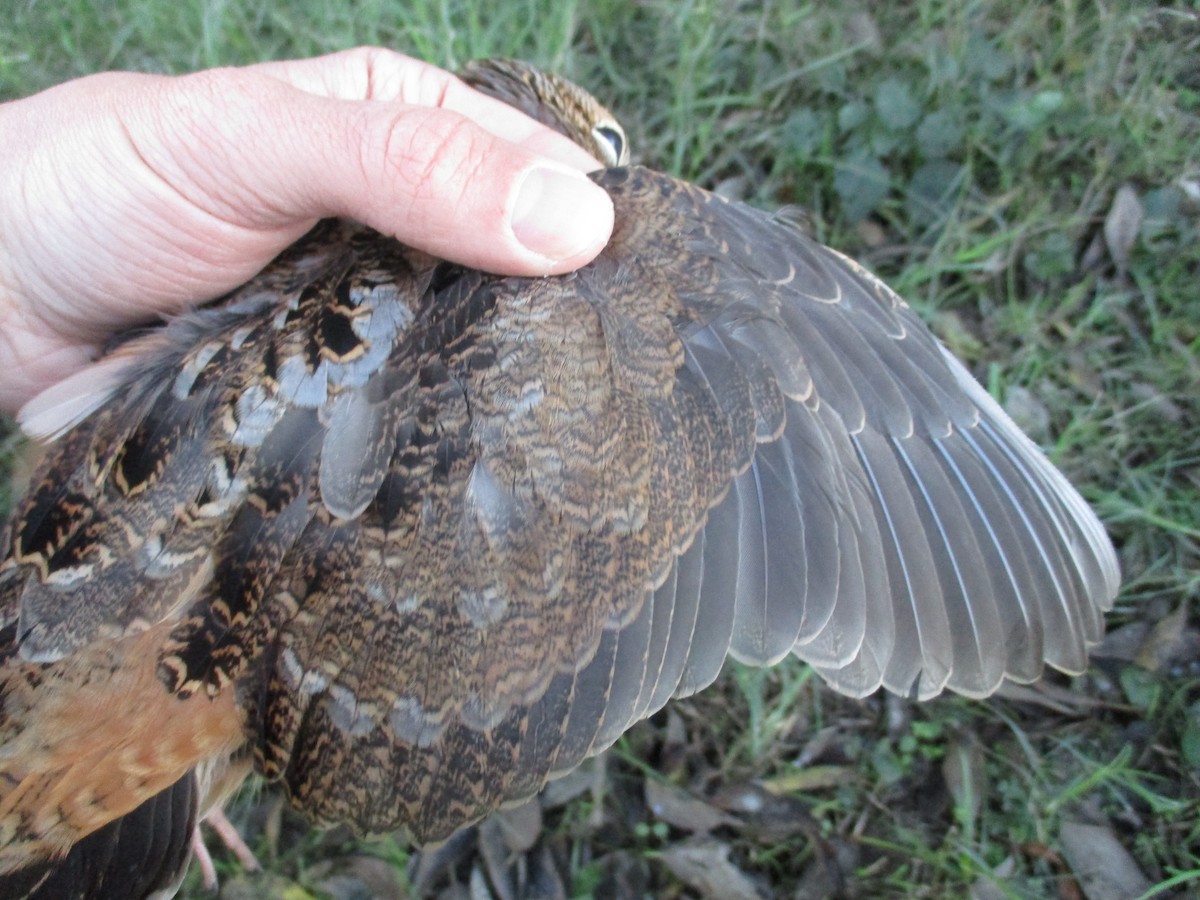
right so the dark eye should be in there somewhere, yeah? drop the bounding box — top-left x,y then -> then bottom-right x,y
592,124 -> 626,167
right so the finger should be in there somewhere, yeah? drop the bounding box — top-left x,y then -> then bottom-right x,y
246,48 -> 604,172
131,66 -> 614,275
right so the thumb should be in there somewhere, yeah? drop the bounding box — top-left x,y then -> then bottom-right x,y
131,66 -> 616,275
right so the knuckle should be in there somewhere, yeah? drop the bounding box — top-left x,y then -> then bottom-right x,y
170,68 -> 251,120
354,108 -> 492,217
154,68 -> 261,155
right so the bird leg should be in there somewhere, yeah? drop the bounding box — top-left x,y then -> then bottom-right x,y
191,808 -> 261,890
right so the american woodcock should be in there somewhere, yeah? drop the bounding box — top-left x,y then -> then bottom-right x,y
0,59 -> 1119,898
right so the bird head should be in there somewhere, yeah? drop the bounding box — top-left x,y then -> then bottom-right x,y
459,58 -> 629,168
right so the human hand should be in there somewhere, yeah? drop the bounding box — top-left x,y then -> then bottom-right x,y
0,48 -> 615,414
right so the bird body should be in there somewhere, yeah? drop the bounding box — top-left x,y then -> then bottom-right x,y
0,60 -> 1118,896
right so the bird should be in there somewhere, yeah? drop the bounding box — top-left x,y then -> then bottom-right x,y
0,58 -> 1119,897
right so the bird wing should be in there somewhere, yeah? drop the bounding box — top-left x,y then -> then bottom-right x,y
0,167 -> 1119,858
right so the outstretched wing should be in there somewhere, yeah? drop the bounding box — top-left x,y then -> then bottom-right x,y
235,166 -> 1116,839
0,167 -> 1118,851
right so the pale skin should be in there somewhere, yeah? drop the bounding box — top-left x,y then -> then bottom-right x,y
0,47 -> 615,415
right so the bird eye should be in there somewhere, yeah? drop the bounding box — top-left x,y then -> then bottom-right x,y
592,123 -> 627,167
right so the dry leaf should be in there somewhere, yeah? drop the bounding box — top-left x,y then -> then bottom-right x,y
477,819 -> 516,900
1104,184 -> 1143,275
1058,820 -> 1152,900
793,725 -> 844,767
1096,621 -> 1151,663
494,800 -> 542,853
659,838 -> 765,900
709,781 -> 815,839
1135,603 -> 1191,672
644,779 -> 738,833
994,680 -> 1104,715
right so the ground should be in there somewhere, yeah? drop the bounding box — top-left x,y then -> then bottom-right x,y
2,1 -> 1197,897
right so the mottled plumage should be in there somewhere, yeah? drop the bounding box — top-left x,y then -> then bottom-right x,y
0,59 -> 1118,896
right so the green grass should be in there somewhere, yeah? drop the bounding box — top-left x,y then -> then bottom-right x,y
3,0 -> 1198,897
